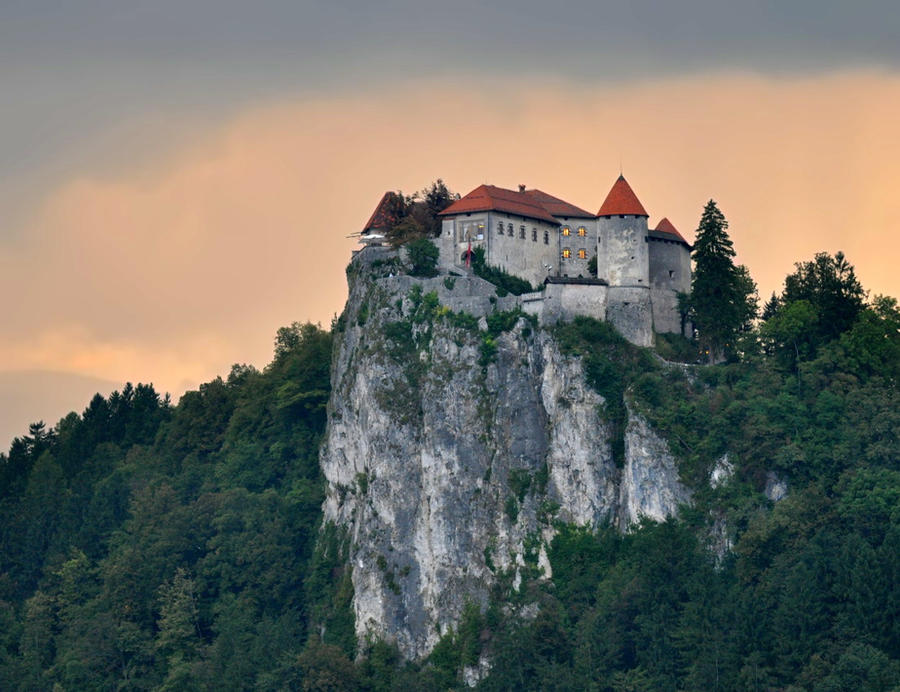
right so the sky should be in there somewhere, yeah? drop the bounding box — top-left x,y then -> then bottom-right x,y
2,1 -> 900,449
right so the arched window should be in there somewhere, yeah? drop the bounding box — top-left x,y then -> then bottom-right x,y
562,226 -> 571,237
577,226 -> 587,237
577,249 -> 587,259
562,248 -> 571,259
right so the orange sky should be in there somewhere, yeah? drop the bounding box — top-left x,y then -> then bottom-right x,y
2,70 -> 899,442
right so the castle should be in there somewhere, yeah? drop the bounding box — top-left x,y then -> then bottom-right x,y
362,175 -> 692,347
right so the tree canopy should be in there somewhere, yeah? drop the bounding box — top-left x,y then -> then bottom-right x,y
761,251 -> 867,369
384,179 -> 460,246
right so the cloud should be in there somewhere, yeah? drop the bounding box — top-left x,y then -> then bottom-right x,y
2,70 -> 899,405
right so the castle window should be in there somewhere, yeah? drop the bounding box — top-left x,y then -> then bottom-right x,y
532,228 -> 537,242
562,226 -> 571,237
562,248 -> 571,259
477,223 -> 485,240
497,222 -> 504,235
507,223 -> 514,235
577,249 -> 587,259
577,226 -> 587,237
520,226 -> 526,239
669,270 -> 675,278
543,231 -> 549,244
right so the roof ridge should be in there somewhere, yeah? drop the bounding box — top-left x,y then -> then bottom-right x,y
439,183 -> 559,224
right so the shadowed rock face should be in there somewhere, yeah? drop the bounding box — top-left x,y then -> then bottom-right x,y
320,256 -> 690,660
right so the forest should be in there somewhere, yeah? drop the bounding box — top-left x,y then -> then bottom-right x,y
1,239 -> 898,689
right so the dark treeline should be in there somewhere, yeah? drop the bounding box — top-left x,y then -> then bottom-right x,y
1,245 -> 899,690
0,323 -> 340,690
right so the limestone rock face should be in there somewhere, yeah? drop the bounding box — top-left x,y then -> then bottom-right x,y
617,405 -> 692,527
320,256 -> 692,659
765,471 -> 789,502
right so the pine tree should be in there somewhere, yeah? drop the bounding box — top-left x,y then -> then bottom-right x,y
689,200 -> 757,362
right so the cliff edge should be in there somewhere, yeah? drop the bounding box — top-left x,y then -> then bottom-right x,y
320,248 -> 691,659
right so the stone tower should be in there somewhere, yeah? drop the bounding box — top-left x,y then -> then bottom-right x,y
596,175 -> 653,346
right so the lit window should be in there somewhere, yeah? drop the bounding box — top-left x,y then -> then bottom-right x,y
477,223 -> 485,240
577,226 -> 587,237
562,248 -> 571,259
520,226 -> 526,239
577,249 -> 587,259
543,231 -> 549,244
562,226 -> 571,237
532,228 -> 537,242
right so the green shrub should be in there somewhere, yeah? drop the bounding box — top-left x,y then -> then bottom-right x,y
356,302 -> 369,327
407,238 -> 439,277
504,496 -> 519,523
479,336 -> 498,368
655,332 -> 699,363
470,246 -> 536,295
509,469 -> 532,502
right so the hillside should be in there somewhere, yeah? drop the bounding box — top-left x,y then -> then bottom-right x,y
0,246 -> 898,690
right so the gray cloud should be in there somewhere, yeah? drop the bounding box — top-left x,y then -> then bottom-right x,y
2,0 -> 898,227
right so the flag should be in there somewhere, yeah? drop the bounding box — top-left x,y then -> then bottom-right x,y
466,239 -> 471,267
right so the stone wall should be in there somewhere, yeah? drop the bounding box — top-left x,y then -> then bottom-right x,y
358,246 -> 672,346
650,288 -> 683,335
541,281 -> 607,325
606,285 -> 653,347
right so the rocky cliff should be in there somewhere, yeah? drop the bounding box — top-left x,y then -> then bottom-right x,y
319,249 -> 692,659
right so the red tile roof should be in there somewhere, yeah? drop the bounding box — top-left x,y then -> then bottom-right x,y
653,217 -> 689,243
439,184 -> 559,224
362,191 -> 405,233
523,189 -> 595,219
597,175 -> 648,217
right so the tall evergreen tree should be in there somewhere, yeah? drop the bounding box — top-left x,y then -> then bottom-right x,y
689,200 -> 757,362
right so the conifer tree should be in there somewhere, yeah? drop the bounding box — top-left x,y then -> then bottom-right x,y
689,200 -> 757,362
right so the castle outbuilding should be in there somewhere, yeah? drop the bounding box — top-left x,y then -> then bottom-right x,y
433,175 -> 692,345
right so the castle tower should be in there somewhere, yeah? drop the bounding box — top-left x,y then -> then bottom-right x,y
596,175 -> 650,286
648,217 -> 693,336
596,175 -> 653,346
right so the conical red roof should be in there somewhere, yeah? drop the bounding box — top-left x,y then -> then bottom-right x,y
597,175 -> 648,217
654,217 -> 689,244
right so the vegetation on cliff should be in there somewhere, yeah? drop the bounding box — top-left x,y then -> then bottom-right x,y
0,248 -> 897,690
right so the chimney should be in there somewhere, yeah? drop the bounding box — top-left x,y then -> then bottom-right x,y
518,184 -> 526,192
